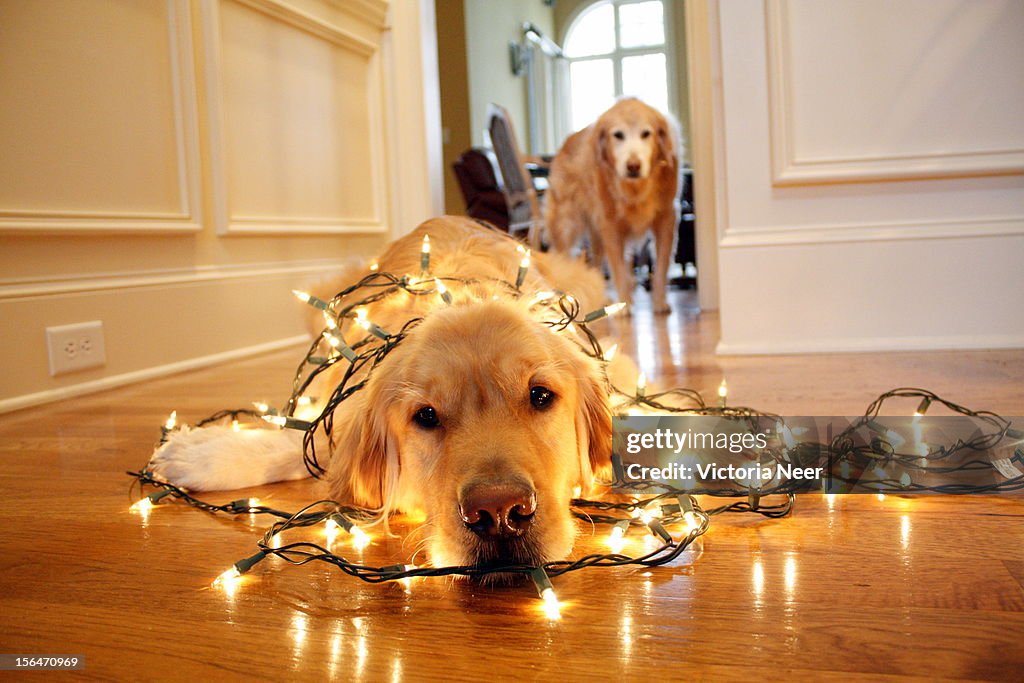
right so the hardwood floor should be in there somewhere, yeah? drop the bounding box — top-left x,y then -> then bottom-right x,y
1,288 -> 1022,681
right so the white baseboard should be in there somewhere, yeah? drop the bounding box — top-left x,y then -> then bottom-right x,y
0,335 -> 310,415
717,334 -> 1024,356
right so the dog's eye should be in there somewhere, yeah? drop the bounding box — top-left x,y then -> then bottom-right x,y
413,406 -> 440,429
612,130 -> 625,141
641,129 -> 652,139
530,386 -> 555,410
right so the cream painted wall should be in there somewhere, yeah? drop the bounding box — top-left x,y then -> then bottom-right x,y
713,0 -> 1024,354
0,0 -> 442,412
463,0 -> 554,151
435,0 -> 472,214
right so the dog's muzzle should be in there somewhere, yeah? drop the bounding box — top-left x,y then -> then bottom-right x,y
459,481 -> 536,538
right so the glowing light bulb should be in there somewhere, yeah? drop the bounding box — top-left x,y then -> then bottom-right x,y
540,588 -> 561,620
323,312 -> 338,330
353,308 -> 389,340
164,411 -> 177,430
867,420 -> 905,447
682,511 -> 701,533
398,564 -> 417,591
323,331 -> 357,362
292,289 -> 329,311
253,401 -> 270,414
718,379 -> 728,407
325,518 -> 340,546
530,290 -> 557,305
605,302 -> 626,316
516,250 -> 531,288
297,396 -> 312,406
877,493 -> 886,502
212,550 -> 267,591
638,505 -> 662,524
420,235 -> 431,271
636,372 -> 647,398
369,261 -> 379,272
232,419 -> 240,432
247,497 -> 261,510
326,513 -> 370,548
434,278 -> 453,305
350,526 -> 371,550
583,302 -> 627,322
572,485 -> 582,499
213,567 -> 241,589
776,421 -> 797,450
602,344 -> 619,362
262,414 -> 287,427
131,489 -> 173,514
608,520 -> 629,553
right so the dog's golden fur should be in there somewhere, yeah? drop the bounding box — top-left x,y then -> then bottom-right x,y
302,218 -> 614,569
545,98 -> 680,314
153,217 -> 611,571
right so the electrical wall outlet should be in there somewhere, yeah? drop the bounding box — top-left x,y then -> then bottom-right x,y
46,321 -> 106,376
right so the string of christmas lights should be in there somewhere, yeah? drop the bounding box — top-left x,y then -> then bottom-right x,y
128,231 -> 1024,617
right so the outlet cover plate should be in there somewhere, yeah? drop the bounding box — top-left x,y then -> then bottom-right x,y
46,321 -> 106,376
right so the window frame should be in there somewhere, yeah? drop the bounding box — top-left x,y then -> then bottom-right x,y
563,0 -> 678,129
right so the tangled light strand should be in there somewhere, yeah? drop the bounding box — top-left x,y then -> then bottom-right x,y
130,233 -> 1024,615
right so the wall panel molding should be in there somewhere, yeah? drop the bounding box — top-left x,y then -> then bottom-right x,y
0,335 -> 309,415
717,332 -> 1024,356
0,0 -> 202,234
203,0 -> 390,236
327,0 -> 390,30
765,0 -> 1024,186
721,215 -> 1024,248
0,258 -> 349,301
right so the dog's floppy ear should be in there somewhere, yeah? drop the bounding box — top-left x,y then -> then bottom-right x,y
593,124 -> 613,169
328,379 -> 400,512
655,124 -> 677,171
574,357 -> 613,490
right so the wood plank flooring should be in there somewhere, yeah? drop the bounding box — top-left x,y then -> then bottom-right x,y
1,288 -> 1022,681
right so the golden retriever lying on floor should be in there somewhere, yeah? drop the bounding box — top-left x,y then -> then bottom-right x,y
150,217 -> 612,571
544,98 -> 680,314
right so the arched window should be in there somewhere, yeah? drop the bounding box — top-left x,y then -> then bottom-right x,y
563,0 -> 672,132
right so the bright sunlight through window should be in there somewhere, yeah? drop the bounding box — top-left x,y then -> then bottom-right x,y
564,0 -> 670,131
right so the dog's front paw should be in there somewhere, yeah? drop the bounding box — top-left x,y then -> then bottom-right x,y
652,301 -> 671,316
147,426 -> 304,491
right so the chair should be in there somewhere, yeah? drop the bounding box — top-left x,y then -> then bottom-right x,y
485,103 -> 543,247
451,148 -> 511,229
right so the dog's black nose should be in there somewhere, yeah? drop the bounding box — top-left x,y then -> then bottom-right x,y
626,161 -> 641,178
460,483 -> 536,538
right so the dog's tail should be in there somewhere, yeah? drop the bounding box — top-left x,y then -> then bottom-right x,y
147,426 -> 309,492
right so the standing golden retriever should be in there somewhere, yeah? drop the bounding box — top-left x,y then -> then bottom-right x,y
150,217 -> 612,572
544,98 -> 680,314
